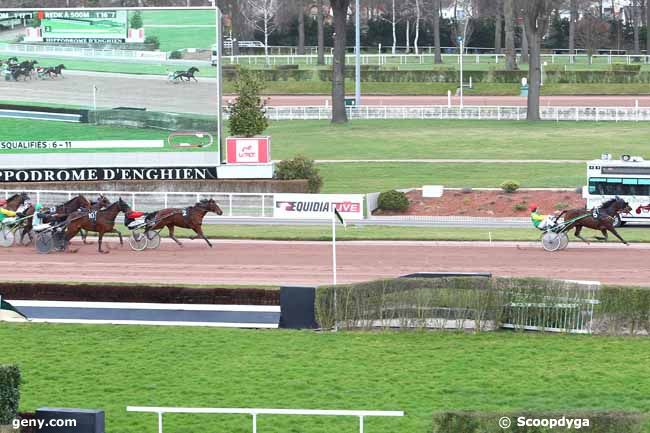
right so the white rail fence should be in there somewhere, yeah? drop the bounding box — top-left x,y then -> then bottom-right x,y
1,190 -> 273,220
0,42 -> 167,61
266,105 -> 650,122
226,53 -> 650,66
2,43 -> 648,65
126,406 -> 404,433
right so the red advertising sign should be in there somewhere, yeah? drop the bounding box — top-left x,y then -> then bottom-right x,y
226,137 -> 271,164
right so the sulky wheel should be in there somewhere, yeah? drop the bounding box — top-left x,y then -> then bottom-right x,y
0,227 -> 14,248
15,228 -> 33,246
129,231 -> 148,252
35,232 -> 54,254
558,232 -> 569,250
145,231 -> 161,249
541,231 -> 562,252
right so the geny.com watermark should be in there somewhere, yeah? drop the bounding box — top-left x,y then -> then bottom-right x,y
499,415 -> 591,430
12,418 -> 77,430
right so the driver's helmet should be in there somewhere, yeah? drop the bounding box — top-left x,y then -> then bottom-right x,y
35,203 -> 43,211
0,199 -> 6,207
528,203 -> 538,212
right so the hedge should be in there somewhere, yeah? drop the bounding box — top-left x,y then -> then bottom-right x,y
223,67 -> 648,84
0,365 -> 20,425
431,411 -> 647,433
544,70 -> 650,84
0,282 -> 279,305
314,277 -> 649,334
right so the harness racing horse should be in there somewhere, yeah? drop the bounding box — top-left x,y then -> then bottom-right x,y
145,198 -> 223,247
172,66 -> 199,83
44,64 -> 66,79
557,197 -> 632,245
64,198 -> 131,253
40,195 -> 111,244
3,193 -> 30,211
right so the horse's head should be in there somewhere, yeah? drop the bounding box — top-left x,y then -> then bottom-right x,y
199,198 -> 223,216
117,198 -> 132,214
190,66 -> 199,73
20,192 -> 30,203
615,197 -> 632,214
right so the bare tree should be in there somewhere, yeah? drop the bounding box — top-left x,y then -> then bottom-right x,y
576,12 -> 610,58
520,0 -> 562,121
631,0 -> 642,54
297,0 -> 305,55
520,21 -> 528,64
413,0 -> 421,54
569,0 -> 577,54
647,0 -> 650,55
504,0 -> 517,69
317,0 -> 325,64
432,0 -> 443,63
243,0 -> 279,63
495,0 -> 503,54
330,0 -> 350,123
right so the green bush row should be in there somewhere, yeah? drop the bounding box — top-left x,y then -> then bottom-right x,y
315,276 -> 649,335
222,67 -> 650,84
432,411 -> 647,433
0,365 -> 20,425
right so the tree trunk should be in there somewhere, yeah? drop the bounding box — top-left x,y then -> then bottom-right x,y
504,0 -> 516,69
433,0 -> 443,63
414,0 -> 420,55
647,0 -> 650,55
569,0 -> 577,54
298,0 -> 305,55
317,0 -> 325,65
264,7 -> 270,64
495,0 -> 503,54
405,20 -> 410,53
392,0 -> 397,54
231,0 -> 241,56
525,23 -> 541,121
633,0 -> 641,54
331,0 -> 350,124
521,23 -> 529,64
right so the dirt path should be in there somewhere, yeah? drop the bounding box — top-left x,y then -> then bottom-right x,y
1,239 -> 647,287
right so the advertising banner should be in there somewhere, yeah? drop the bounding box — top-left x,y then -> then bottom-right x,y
274,194 -> 365,220
0,166 -> 218,183
226,137 -> 271,164
41,10 -> 127,43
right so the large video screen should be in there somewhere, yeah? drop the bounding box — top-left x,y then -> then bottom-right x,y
41,10 -> 128,43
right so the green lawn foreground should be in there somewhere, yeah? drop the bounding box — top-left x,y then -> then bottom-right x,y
2,325 -> 650,433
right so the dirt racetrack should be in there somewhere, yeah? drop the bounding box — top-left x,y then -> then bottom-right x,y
1,239 -> 648,287
1,71 -> 649,115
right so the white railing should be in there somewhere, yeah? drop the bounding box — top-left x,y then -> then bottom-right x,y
0,190 -> 274,219
223,53 -> 650,66
127,406 -> 404,433
265,105 -> 650,122
0,42 -> 168,61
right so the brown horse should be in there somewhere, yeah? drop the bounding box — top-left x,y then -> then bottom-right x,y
557,197 -> 632,245
145,198 -> 223,247
40,195 -> 110,245
3,193 -> 30,211
64,198 -> 131,253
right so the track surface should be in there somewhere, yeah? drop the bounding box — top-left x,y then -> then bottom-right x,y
1,239 -> 648,286
0,71 -> 648,115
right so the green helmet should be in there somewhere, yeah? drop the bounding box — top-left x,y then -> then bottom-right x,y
35,203 -> 43,211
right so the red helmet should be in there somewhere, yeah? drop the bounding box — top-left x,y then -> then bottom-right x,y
528,203 -> 538,212
0,199 -> 6,207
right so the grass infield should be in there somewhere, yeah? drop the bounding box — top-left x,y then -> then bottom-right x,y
113,224 -> 650,243
1,324 -> 649,433
3,118 -> 648,190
